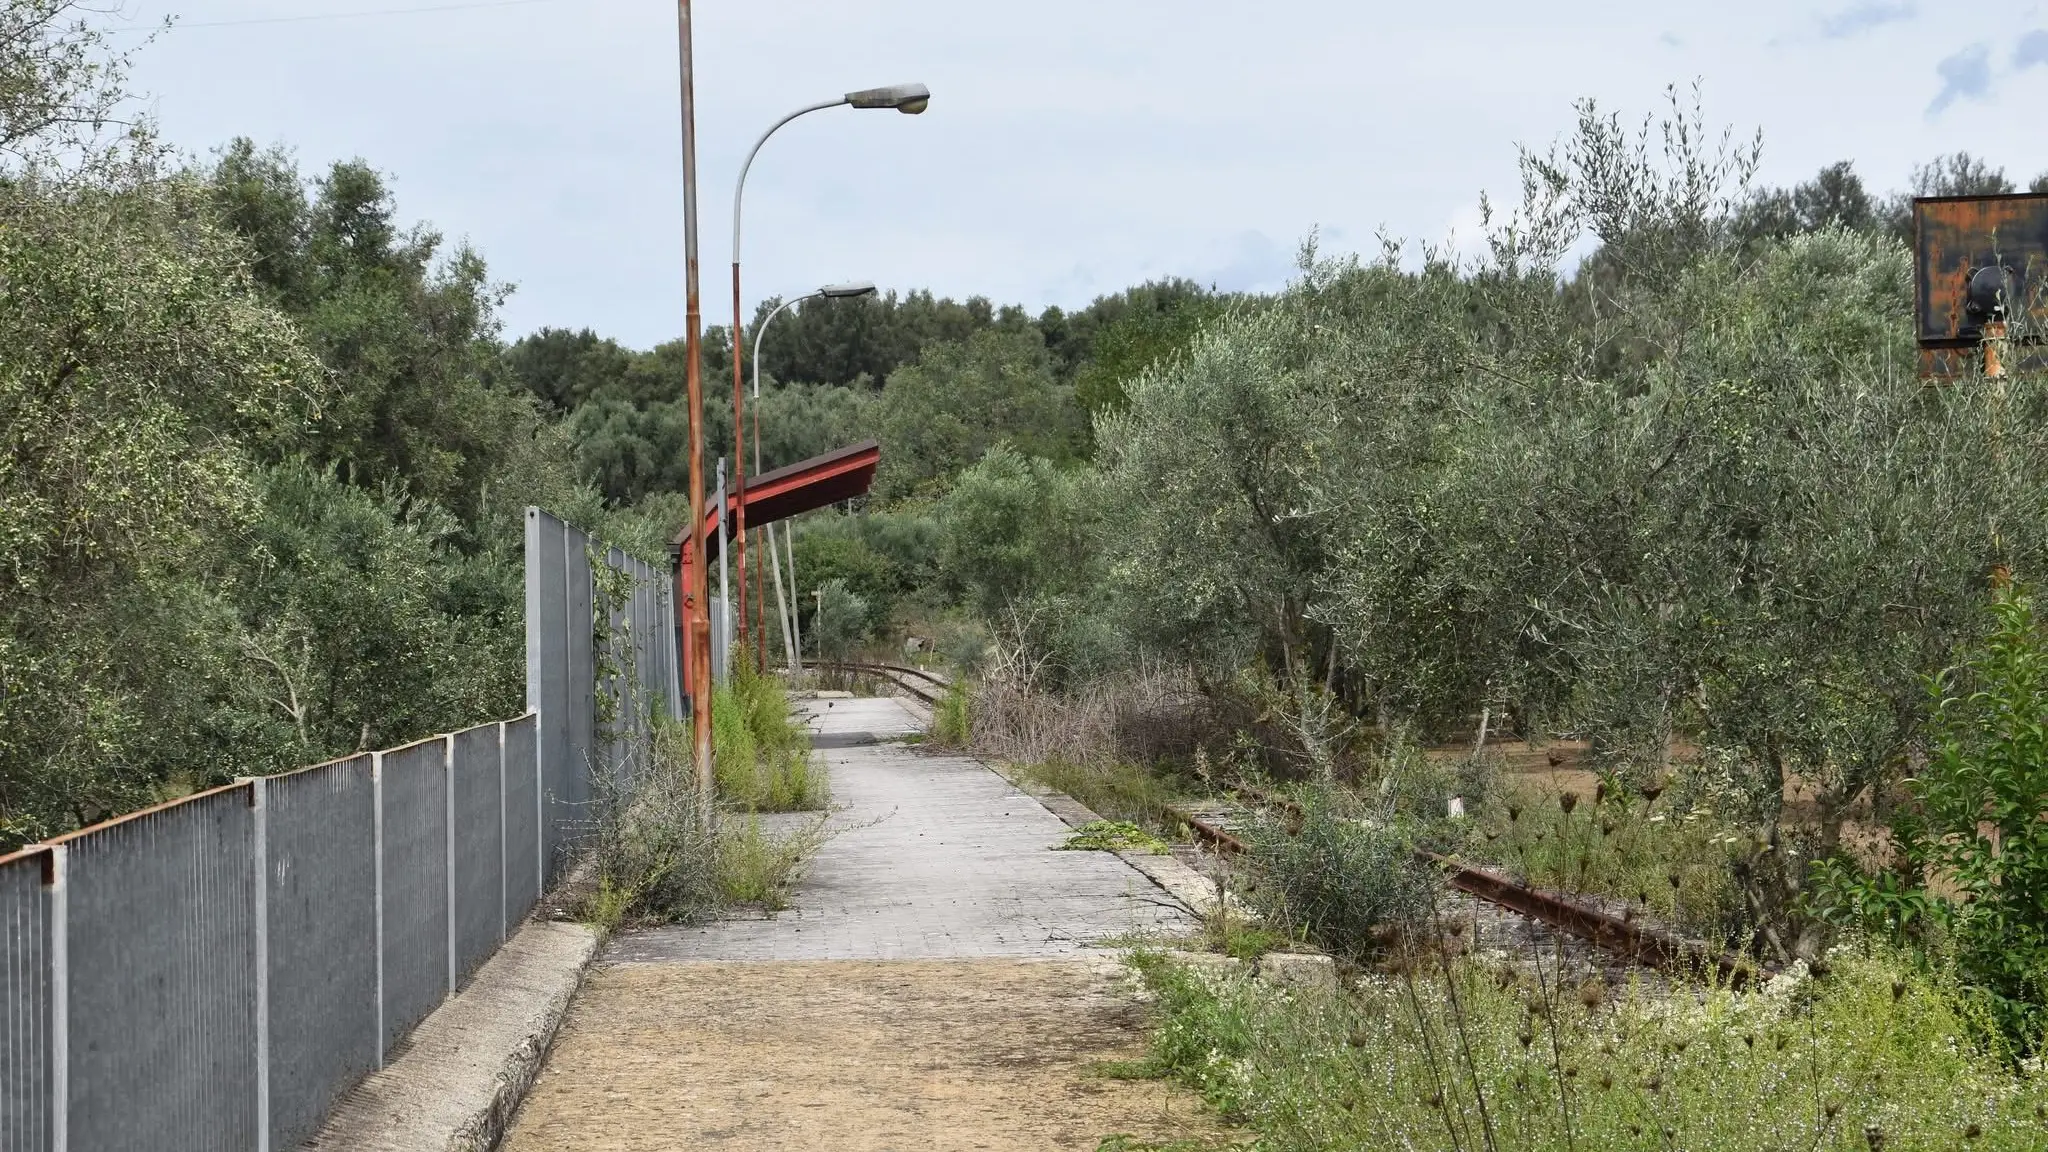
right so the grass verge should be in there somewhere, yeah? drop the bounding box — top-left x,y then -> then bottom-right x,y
1019,756 -> 1184,832
1127,942 -> 2048,1151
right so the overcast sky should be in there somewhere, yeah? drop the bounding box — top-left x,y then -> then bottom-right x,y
110,0 -> 2048,349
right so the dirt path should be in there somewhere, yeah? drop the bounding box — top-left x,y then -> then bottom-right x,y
502,697 -> 1228,1150
502,958 -> 1227,1150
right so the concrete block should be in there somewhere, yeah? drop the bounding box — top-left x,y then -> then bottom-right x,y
1256,951 -> 1337,991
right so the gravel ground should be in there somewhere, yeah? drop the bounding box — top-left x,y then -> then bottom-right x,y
499,957 -> 1231,1151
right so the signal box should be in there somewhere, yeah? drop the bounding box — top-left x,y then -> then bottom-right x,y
1914,192 -> 2048,377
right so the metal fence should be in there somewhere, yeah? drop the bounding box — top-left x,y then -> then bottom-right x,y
525,507 -> 681,883
0,508 -> 677,1152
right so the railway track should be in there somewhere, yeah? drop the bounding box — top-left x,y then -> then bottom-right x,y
1173,794 -> 1765,987
802,660 -> 949,707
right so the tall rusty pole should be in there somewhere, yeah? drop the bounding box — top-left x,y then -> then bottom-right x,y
676,0 -> 713,803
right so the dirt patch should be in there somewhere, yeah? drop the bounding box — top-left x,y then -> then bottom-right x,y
501,957 -> 1234,1151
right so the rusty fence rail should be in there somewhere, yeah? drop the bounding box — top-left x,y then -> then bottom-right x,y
0,506 -> 679,1152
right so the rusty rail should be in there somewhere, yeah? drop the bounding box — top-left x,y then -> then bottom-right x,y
1174,796 -> 1764,987
807,660 -> 942,706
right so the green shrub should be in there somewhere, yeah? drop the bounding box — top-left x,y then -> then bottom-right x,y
1866,580 -> 2048,1048
1242,787 -> 1432,962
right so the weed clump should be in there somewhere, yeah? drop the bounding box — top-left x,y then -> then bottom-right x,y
581,716 -> 837,930
717,812 -> 832,911
931,677 -> 971,746
1059,819 -> 1170,855
714,659 -> 827,812
582,720 -> 723,931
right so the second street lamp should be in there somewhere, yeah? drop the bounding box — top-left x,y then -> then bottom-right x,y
753,282 -> 878,671
729,83 -> 928,672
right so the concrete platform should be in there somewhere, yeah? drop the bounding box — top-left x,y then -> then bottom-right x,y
609,698 -> 1195,963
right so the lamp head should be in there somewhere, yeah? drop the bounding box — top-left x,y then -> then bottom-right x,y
819,281 -> 878,299
845,82 -> 930,114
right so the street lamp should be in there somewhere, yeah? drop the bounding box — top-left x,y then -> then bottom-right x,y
752,282 -> 878,672
729,84 -> 928,673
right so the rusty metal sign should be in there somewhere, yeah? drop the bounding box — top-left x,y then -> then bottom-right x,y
1914,192 -> 2048,376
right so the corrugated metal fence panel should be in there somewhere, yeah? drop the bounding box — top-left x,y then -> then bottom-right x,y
451,723 -> 503,987
558,528 -> 596,881
635,565 -> 654,773
378,737 -> 449,1053
265,755 -> 378,1151
502,714 -> 540,929
661,577 -> 683,719
606,546 -> 628,788
527,510 -> 572,890
0,849 -> 51,1152
64,786 -> 258,1152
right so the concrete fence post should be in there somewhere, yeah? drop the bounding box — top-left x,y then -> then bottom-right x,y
535,717 -> 545,908
370,752 -> 385,1069
443,735 -> 456,996
249,776 -> 271,1152
498,722 -> 508,946
48,845 -> 67,1152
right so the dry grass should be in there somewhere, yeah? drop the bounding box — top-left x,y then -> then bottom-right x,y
968,667 -> 1211,768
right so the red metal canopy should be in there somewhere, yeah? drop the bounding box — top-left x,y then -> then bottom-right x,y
672,439 -> 880,698
682,439 -> 880,564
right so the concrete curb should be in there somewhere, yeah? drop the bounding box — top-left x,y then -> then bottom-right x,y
304,919 -> 601,1152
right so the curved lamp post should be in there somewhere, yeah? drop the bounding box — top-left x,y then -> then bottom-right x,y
753,282 -> 877,671
729,83 -> 928,672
